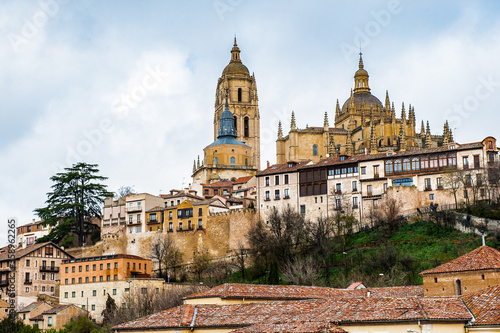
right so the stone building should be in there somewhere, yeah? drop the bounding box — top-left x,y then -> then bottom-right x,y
420,245 -> 500,297
276,53 -> 454,164
192,40 -> 259,193
0,242 -> 73,308
259,137 -> 499,225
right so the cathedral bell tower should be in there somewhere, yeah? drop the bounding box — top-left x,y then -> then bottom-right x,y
214,38 -> 261,168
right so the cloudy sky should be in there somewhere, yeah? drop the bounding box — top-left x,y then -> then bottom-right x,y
1,0 -> 500,245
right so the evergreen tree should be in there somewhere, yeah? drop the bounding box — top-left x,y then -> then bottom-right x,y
35,162 -> 113,247
102,293 -> 118,325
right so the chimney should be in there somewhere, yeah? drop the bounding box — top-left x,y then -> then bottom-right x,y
267,161 -> 270,169
482,233 -> 486,246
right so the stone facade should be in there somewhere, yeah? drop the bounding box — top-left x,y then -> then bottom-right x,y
422,269 -> 500,297
276,54 -> 454,164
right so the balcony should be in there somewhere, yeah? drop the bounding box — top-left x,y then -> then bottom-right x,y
147,218 -> 160,224
128,220 -> 142,225
0,280 -> 8,287
374,173 -> 380,179
40,266 -> 59,273
127,205 -> 142,213
24,280 -> 32,285
352,204 -> 359,209
334,190 -> 342,195
274,196 -> 280,200
437,185 -> 444,190
283,195 -> 290,199
424,186 -> 432,191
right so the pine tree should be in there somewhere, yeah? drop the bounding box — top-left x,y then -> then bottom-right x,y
34,162 -> 113,247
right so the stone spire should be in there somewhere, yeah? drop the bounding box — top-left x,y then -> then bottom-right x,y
385,90 -> 391,114
346,121 -> 353,155
447,121 -> 454,142
277,121 -> 283,139
399,120 -> 407,151
324,111 -> 329,129
230,37 -> 242,63
425,121 -> 432,148
354,52 -> 370,93
197,155 -> 200,168
290,111 -> 296,130
328,135 -> 336,157
420,120 -> 425,135
193,160 -> 196,173
349,89 -> 355,113
391,102 -> 396,122
401,102 -> 406,122
335,99 -> 341,118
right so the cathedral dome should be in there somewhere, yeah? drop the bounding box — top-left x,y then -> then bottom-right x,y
341,92 -> 383,113
222,62 -> 250,76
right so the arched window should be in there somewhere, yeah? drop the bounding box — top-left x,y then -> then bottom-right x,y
230,156 -> 236,165
238,88 -> 242,102
214,157 -> 218,165
455,279 -> 462,296
313,144 -> 318,156
387,138 -> 391,146
354,120 -> 358,127
234,116 -> 237,132
244,117 -> 249,137
379,139 -> 383,147
245,158 -> 248,166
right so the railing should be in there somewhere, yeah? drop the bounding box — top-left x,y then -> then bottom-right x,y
147,218 -> 159,223
0,280 -> 8,287
334,190 -> 342,195
24,280 -> 32,285
284,195 -> 290,199
40,266 -> 59,273
424,186 -> 432,191
127,206 -> 142,212
374,173 -> 380,178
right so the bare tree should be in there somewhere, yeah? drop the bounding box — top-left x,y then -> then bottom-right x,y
150,234 -> 178,279
282,256 -> 320,286
371,197 -> 403,237
231,242 -> 249,282
442,167 -> 463,208
115,185 -> 136,199
306,216 -> 335,283
192,251 -> 212,281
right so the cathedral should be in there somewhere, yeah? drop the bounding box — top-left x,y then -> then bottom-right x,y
276,53 -> 454,164
191,39 -> 260,192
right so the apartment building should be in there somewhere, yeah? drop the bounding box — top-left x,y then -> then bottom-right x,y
257,137 -> 499,225
16,220 -> 52,248
60,254 -> 155,322
0,242 -> 73,307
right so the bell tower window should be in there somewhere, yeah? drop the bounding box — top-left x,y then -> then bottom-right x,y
244,117 -> 249,137
238,88 -> 242,102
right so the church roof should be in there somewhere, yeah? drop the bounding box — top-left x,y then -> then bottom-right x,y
341,91 -> 383,113
222,38 -> 250,76
420,246 -> 500,275
208,96 -> 250,147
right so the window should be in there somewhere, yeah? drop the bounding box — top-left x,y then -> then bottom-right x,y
284,188 -> 290,199
474,155 -> 480,168
78,277 -> 81,284
127,262 -> 130,269
71,277 -> 74,284
48,317 -> 53,327
373,199 -> 379,207
265,191 -> 270,201
198,219 -> 203,228
265,177 -> 270,186
93,290 -> 97,296
129,215 -> 133,224
352,196 -> 358,208
65,267 -> 68,273
430,155 -> 438,169
394,159 -> 402,172
274,190 -> 280,200
107,263 -> 111,269
179,222 -> 183,230
92,277 -> 96,282
367,185 -> 373,196
65,279 -> 68,285
114,274 -> 118,281
463,156 -> 469,169
284,174 -> 289,184
361,167 -> 366,174
25,287 -> 29,293
115,262 -> 118,269
437,177 -> 443,189
411,157 -> 419,171
430,193 -> 435,200
275,175 -> 280,185
26,259 -> 30,267
385,161 -> 393,174
335,183 -> 341,193
100,276 -> 103,282
335,198 -> 342,210
169,222 -> 173,231
234,115 -> 237,132
424,178 -> 431,190
402,159 -> 410,172
169,211 -> 173,219
133,263 -> 136,270
141,288 -> 147,294
100,264 -> 103,270
136,226 -> 142,233
137,214 -> 141,222
244,117 -> 249,137
300,205 -> 306,214
72,266 -> 75,273
104,289 -> 106,295
64,292 -> 68,298
214,157 -> 219,165
313,144 -> 318,156
230,156 -> 236,165
72,291 -> 76,298
93,264 -> 96,271
383,183 -> 388,193
238,88 -> 242,102
86,277 -> 89,283
92,305 -> 95,311
439,154 -> 448,168
113,289 -> 117,295
198,208 -> 202,216
86,265 -> 89,271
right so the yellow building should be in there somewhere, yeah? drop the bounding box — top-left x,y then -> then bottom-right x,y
276,53 -> 454,163
192,40 -> 259,193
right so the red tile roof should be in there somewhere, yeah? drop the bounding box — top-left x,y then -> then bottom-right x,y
183,283 -> 423,300
257,161 -> 312,176
420,246 -> 500,275
462,285 -> 500,326
113,297 -> 470,331
230,321 -> 347,333
346,282 -> 363,290
0,242 -> 72,262
234,176 -> 253,184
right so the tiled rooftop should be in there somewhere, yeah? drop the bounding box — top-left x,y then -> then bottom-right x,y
420,246 -> 500,275
257,160 -> 312,176
462,285 -> 500,326
113,296 -> 471,331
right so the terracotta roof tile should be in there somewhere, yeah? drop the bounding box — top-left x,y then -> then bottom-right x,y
113,297 -> 470,331
234,176 -> 253,184
462,285 -> 500,326
420,246 -> 500,275
257,161 -> 312,176
0,242 -> 72,262
18,302 -> 43,313
230,321 -> 347,333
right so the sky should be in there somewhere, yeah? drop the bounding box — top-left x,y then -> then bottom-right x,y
1,0 -> 500,246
